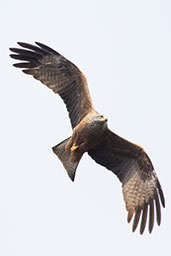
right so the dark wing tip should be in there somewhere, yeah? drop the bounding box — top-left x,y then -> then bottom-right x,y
35,41 -> 59,55
155,192 -> 161,226
127,210 -> 134,223
17,42 -> 28,47
140,203 -> 148,234
132,207 -> 141,232
22,69 -> 32,75
10,41 -> 58,58
13,63 -> 25,68
149,198 -> 154,233
9,53 -> 17,59
9,42 -> 48,70
9,47 -> 15,52
17,42 -> 47,55
158,184 -> 165,208
129,187 -> 165,234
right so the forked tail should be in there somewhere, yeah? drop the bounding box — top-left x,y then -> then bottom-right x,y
52,137 -> 80,181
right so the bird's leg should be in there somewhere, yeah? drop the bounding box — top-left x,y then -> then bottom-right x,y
66,128 -> 81,152
65,134 -> 79,153
65,138 -> 74,153
71,144 -> 79,152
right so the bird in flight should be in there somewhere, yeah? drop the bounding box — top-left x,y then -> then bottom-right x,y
10,42 -> 165,234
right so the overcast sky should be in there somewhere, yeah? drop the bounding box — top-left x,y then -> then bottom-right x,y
1,0 -> 171,255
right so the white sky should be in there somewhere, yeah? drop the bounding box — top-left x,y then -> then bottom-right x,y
1,0 -> 171,255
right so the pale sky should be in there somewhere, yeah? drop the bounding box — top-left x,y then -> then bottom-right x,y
1,0 -> 171,255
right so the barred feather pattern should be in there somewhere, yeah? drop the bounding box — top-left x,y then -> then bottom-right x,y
10,42 -> 94,129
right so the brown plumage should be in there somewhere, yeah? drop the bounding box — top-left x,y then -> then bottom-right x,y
10,42 -> 165,234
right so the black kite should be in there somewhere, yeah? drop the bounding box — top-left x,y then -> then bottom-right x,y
10,42 -> 165,234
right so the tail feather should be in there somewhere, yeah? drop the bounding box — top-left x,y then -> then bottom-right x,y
52,137 -> 79,181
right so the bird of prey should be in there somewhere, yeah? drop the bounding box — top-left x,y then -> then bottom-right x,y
10,42 -> 165,234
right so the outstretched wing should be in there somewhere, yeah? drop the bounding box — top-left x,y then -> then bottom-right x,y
88,129 -> 165,234
10,42 -> 94,129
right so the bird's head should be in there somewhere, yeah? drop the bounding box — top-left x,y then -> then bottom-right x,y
89,113 -> 108,130
98,114 -> 108,123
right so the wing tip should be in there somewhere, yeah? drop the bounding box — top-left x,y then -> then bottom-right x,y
127,193 -> 164,234
22,69 -> 32,74
35,41 -> 59,55
158,187 -> 165,208
127,210 -> 134,223
12,63 -> 21,68
132,207 -> 141,233
17,42 -> 25,46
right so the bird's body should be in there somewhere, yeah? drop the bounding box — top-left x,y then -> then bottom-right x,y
66,111 -> 108,162
10,42 -> 165,234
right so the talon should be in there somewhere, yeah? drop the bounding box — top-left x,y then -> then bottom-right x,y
71,145 -> 79,152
